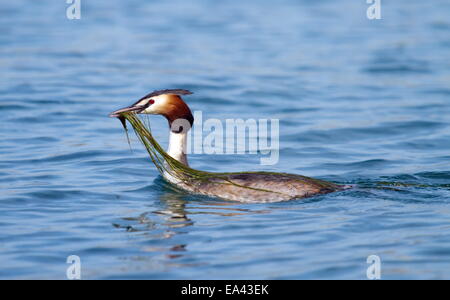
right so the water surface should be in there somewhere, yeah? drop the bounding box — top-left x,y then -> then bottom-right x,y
1,0 -> 450,279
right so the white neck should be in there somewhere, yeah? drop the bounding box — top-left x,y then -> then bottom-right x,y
167,130 -> 189,166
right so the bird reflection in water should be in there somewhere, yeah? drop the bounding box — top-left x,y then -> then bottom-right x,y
113,179 -> 270,264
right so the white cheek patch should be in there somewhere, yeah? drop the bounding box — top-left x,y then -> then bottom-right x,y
137,99 -> 149,106
143,95 -> 169,114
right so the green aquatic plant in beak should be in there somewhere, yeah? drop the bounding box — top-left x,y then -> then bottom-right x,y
119,112 -> 294,195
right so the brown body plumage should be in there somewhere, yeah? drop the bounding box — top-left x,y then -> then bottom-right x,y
176,172 -> 342,203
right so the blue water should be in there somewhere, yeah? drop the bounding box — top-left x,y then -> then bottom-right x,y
1,0 -> 450,279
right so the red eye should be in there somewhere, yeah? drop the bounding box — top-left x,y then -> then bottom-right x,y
149,100 -> 155,105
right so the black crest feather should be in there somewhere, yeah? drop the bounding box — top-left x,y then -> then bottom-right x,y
138,89 -> 193,102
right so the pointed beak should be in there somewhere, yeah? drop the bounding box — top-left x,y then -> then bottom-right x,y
109,105 -> 146,118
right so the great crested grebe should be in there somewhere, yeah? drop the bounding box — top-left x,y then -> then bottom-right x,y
110,89 -> 345,203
